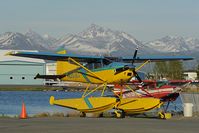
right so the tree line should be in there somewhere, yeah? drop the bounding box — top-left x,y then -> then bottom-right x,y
153,61 -> 184,80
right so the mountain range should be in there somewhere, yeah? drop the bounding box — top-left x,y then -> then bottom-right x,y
147,36 -> 199,53
0,24 -> 199,58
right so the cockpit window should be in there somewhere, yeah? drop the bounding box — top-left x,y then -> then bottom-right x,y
127,73 -> 132,76
85,62 -> 103,69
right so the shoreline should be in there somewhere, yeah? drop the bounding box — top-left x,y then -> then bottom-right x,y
0,85 -> 199,93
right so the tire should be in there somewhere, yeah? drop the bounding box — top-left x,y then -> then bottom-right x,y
115,110 -> 125,118
80,112 -> 86,117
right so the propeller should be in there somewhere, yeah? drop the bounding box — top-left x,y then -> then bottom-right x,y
131,47 -> 145,87
114,47 -> 140,76
132,69 -> 144,86
132,47 -> 138,65
130,48 -> 151,96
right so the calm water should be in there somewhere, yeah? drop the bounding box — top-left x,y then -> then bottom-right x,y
0,91 -> 110,116
0,91 -> 182,116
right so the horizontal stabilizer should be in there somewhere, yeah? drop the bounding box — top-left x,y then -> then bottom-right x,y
34,73 -> 65,79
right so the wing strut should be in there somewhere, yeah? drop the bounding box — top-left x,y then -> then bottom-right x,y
68,57 -> 106,82
135,60 -> 150,71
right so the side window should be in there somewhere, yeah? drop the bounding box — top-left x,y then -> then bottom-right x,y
94,62 -> 102,69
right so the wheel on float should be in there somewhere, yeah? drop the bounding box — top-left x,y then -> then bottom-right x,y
80,112 -> 86,117
115,110 -> 125,118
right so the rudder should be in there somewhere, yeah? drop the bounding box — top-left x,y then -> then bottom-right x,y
56,50 -> 79,75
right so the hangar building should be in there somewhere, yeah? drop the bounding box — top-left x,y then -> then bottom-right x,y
0,50 -> 46,85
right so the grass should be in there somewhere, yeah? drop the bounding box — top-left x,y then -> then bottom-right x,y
33,112 -> 51,118
32,112 -> 74,118
0,114 -> 18,118
0,86 -> 64,91
32,111 -> 103,118
0,112 -> 68,118
182,87 -> 199,93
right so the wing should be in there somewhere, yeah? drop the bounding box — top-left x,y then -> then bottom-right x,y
122,55 -> 193,62
7,51 -> 194,63
7,51 -> 104,62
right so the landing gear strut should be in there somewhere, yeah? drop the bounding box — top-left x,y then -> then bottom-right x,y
114,110 -> 125,118
158,111 -> 172,119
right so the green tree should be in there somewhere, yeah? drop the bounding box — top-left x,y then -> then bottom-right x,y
153,61 -> 168,79
153,61 -> 184,80
168,61 -> 183,79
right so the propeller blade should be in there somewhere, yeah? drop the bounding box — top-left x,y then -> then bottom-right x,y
132,69 -> 144,86
132,47 -> 138,64
133,47 -> 138,59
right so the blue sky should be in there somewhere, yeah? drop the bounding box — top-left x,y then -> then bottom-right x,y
0,0 -> 198,41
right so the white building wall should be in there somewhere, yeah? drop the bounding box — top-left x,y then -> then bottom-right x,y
46,63 -> 56,75
0,50 -> 46,85
184,72 -> 197,80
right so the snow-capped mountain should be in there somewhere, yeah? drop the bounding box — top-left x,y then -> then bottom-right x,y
0,30 -> 56,51
185,37 -> 199,50
43,33 -> 57,47
25,29 -> 56,50
147,36 -> 199,52
0,32 -> 46,50
55,24 -> 155,56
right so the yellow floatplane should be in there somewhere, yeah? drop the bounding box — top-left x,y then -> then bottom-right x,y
8,49 -> 193,118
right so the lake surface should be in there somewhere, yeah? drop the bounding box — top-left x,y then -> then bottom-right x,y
0,91 -> 111,116
0,91 -> 182,116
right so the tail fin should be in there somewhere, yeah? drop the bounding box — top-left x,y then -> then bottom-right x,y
56,49 -> 67,54
56,50 -> 80,75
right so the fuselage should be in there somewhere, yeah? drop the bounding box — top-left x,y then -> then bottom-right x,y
56,60 -> 135,84
61,67 -> 134,84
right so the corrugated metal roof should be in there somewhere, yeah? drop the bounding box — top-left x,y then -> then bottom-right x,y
0,50 -> 45,63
